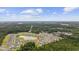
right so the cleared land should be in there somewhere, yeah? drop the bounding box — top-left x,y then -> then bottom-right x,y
0,32 -> 61,51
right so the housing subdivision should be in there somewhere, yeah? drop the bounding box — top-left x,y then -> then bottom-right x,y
0,32 -> 62,51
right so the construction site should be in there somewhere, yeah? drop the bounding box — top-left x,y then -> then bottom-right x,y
0,32 -> 61,51
0,25 -> 62,51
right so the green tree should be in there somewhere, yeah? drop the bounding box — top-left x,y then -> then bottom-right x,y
18,42 -> 36,51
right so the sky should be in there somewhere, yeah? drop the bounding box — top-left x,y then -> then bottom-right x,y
0,7 -> 79,21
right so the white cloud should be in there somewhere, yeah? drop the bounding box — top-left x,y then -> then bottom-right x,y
52,12 -> 57,15
19,8 -> 43,21
63,7 -> 78,14
0,8 -> 6,13
0,13 -> 41,21
20,8 -> 43,15
36,8 -> 43,13
21,9 -> 35,14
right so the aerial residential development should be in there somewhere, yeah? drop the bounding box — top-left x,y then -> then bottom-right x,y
0,7 -> 79,51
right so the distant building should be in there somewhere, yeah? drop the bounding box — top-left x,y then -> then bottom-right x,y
54,31 -> 72,36
60,23 -> 69,26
